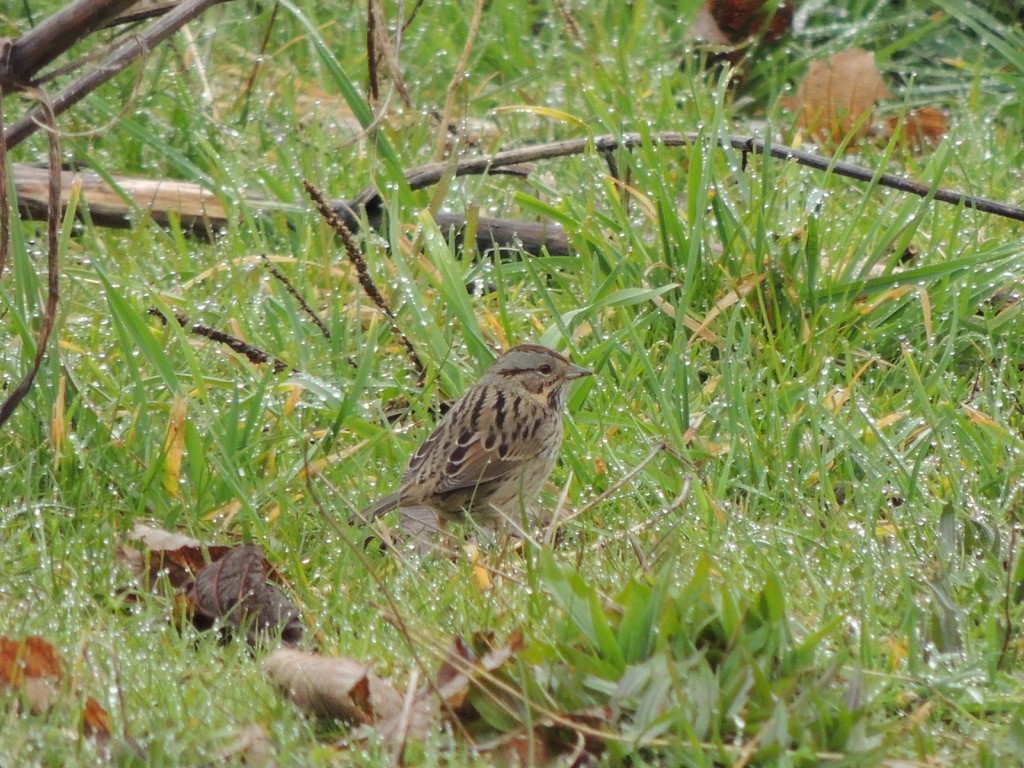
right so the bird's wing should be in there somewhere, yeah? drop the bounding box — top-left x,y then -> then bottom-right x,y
432,424 -> 547,495
404,395 -> 548,495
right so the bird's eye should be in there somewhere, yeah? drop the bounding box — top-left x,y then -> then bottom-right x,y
538,364 -> 553,375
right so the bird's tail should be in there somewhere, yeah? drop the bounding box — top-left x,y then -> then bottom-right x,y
348,491 -> 401,526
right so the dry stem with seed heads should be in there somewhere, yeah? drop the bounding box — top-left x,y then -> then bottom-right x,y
303,179 -> 424,378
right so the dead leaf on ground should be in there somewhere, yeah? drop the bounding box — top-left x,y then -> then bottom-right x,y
691,5 -> 731,46
81,695 -> 113,754
263,647 -> 403,724
886,106 -> 948,149
118,525 -> 302,644
128,521 -> 203,551
475,709 -> 612,768
706,0 -> 793,43
434,631 -> 525,716
788,48 -> 893,146
119,521 -> 232,591
0,635 -> 62,713
218,724 -> 276,768
187,544 -> 303,645
692,0 -> 794,65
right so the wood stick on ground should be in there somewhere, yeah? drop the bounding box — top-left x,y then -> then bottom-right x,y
355,132 -> 1024,222
11,132 -> 1023,266
10,163 -> 572,255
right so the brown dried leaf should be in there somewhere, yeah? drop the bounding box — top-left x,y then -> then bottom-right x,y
707,0 -> 794,43
0,635 -> 62,713
263,648 -> 403,724
886,106 -> 948,149
789,48 -> 893,146
218,724 -> 276,768
691,5 -> 730,46
475,707 -> 613,767
188,544 -> 302,645
128,521 -> 202,551
81,695 -> 113,753
435,635 -> 476,712
434,631 -> 524,717
122,521 -> 232,591
373,694 -> 437,754
493,730 -> 550,766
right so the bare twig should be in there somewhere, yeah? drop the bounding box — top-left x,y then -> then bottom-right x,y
431,0 -> 484,161
233,1 -> 279,120
366,0 -> 381,103
0,83 -> 8,281
356,132 -> 1024,223
0,94 -> 61,429
102,3 -> 184,28
4,0 -> 232,150
390,667 -> 420,768
587,472 -> 693,555
559,442 -> 668,528
401,0 -> 426,32
366,0 -> 411,108
1000,500 -> 1020,670
0,0 -> 141,88
303,179 -> 424,378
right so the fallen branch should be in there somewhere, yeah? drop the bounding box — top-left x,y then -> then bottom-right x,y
13,132 -> 1021,266
353,132 -> 1024,223
11,163 -> 572,255
0,0 -> 140,89
3,0 -> 233,150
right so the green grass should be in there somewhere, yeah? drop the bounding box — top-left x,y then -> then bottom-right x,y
2,0 -> 1024,765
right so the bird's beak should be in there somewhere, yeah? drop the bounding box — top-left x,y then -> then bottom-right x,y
566,363 -> 592,380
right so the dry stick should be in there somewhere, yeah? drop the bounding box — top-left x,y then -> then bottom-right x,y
259,254 -> 331,340
366,0 -> 411,109
390,667 -> 420,768
365,0 -> 381,103
589,475 -> 694,555
430,0 -> 485,162
400,0 -> 426,32
356,132 -> 1024,223
101,2 -> 185,28
559,442 -> 668,528
1000,502 -> 1020,670
233,1 -> 278,120
303,179 -> 424,378
0,84 -> 8,281
0,95 -> 60,429
0,0 -> 140,88
4,0 -> 232,150
147,308 -> 290,373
